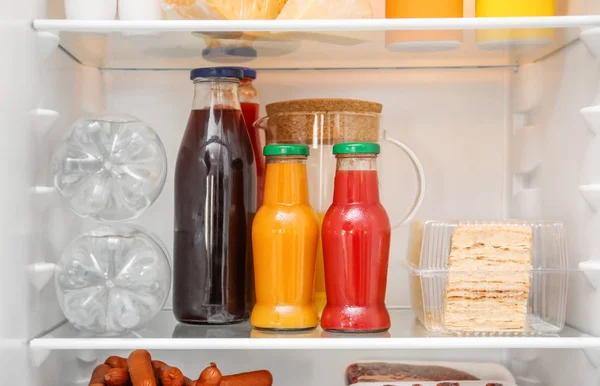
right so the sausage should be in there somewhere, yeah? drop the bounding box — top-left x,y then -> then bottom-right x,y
128,350 -> 157,386
89,364 -> 111,386
105,368 -> 131,386
105,356 -> 129,370
183,377 -> 194,386
197,363 -> 222,386
220,371 -> 273,386
152,360 -> 185,386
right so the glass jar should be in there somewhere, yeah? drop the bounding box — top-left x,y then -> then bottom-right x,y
251,144 -> 319,331
255,99 -> 425,315
173,67 -> 256,325
321,143 -> 391,332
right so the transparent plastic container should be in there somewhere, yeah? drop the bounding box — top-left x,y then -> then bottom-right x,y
346,361 -> 517,385
351,382 -> 517,386
405,220 -> 569,335
51,114 -> 168,222
55,225 -> 171,336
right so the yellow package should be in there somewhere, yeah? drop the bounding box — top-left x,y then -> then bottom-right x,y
162,0 -> 288,20
277,0 -> 372,19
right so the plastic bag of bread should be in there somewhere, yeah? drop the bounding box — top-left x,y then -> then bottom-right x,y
161,0 -> 288,20
277,0 -> 372,19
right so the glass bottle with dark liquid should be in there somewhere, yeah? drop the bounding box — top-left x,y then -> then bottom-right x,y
174,67 -> 256,324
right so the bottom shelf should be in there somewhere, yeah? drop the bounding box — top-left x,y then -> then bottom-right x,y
29,309 -> 600,350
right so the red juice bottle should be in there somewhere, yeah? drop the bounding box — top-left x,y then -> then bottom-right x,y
237,68 -> 265,209
321,142 -> 391,332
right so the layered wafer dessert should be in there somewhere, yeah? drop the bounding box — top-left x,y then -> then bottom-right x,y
443,224 -> 532,331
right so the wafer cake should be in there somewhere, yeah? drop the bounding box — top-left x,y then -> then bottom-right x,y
443,224 -> 532,331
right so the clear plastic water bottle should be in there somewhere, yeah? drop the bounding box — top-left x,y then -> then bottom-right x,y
51,114 -> 167,222
54,225 -> 171,336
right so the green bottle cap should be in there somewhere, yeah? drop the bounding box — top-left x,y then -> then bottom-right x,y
333,142 -> 380,155
263,144 -> 310,157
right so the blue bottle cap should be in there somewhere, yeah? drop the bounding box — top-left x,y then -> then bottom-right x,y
237,67 -> 257,80
190,67 -> 245,81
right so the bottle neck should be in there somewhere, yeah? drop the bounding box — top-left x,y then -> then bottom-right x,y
239,77 -> 259,104
333,154 -> 380,204
192,77 -> 241,110
263,156 -> 310,205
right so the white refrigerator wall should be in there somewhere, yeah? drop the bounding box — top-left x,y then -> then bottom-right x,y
509,39 -> 600,338
0,0 -> 66,385
4,1 -> 600,386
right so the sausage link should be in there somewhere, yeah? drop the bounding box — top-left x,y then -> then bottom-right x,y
197,362 -> 222,386
183,377 -> 194,386
151,360 -> 185,386
89,364 -> 111,386
105,368 -> 131,386
128,350 -> 157,386
105,356 -> 129,370
220,371 -> 273,386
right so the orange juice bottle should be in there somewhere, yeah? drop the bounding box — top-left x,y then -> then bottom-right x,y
251,144 -> 319,331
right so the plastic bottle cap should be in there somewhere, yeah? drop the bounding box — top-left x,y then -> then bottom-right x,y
227,67 -> 257,80
190,67 -> 244,81
264,144 -> 310,157
333,142 -> 381,155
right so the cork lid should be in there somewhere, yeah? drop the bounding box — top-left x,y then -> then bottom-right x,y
266,98 -> 383,116
264,98 -> 382,145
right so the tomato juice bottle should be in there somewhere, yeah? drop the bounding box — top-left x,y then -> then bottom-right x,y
321,142 -> 392,332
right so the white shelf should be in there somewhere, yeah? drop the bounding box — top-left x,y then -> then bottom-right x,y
33,16 -> 600,70
29,309 -> 600,351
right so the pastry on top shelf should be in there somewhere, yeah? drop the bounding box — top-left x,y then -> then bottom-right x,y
161,0 -> 288,20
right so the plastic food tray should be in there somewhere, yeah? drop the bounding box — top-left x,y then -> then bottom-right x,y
405,220 -> 569,335
351,382 -> 516,386
346,361 -> 516,386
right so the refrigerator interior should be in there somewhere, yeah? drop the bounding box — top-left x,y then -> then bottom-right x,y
3,0 -> 600,385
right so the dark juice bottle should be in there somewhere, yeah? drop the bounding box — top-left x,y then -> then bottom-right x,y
174,67 -> 256,325
321,142 -> 391,332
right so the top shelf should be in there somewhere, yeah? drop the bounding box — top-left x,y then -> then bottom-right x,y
34,16 -> 600,70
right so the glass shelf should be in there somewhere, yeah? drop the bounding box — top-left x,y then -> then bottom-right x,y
29,309 -> 600,351
33,16 -> 600,70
